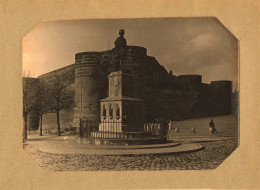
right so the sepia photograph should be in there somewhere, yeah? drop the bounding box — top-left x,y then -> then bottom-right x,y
22,18 -> 239,171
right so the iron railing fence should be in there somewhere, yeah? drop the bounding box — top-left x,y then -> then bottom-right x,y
79,118 -> 155,139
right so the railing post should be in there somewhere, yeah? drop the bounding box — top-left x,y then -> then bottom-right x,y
112,116 -> 115,138
102,119 -> 104,139
116,117 -> 117,139
79,119 -> 82,137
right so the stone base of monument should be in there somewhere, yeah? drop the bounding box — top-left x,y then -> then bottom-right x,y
73,141 -> 180,149
76,136 -> 168,145
39,139 -> 204,156
90,138 -> 167,145
76,130 -> 169,145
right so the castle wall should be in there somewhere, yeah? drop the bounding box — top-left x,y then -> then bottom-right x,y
72,46 -> 172,126
125,46 -> 147,64
38,64 -> 76,79
23,77 -> 40,131
26,45 -> 234,132
27,111 -> 39,130
178,74 -> 202,89
36,65 -> 76,131
178,74 -> 202,85
42,110 -> 74,131
210,80 -> 232,115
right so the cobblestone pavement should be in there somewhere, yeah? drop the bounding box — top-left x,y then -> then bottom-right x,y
24,139 -> 238,171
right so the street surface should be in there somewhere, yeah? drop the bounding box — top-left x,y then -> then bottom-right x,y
24,138 -> 238,171
24,115 -> 238,171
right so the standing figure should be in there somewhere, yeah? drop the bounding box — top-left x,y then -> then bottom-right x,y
113,29 -> 128,70
168,120 -> 173,130
209,119 -> 217,134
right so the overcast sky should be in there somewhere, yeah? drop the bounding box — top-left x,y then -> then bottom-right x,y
23,18 -> 238,90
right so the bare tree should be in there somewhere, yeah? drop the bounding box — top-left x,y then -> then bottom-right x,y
34,79 -> 52,136
48,74 -> 74,136
22,73 -> 38,140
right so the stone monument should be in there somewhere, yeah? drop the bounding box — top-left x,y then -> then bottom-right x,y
91,30 -> 146,141
98,71 -> 144,135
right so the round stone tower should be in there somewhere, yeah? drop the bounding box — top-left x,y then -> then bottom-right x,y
73,52 -> 106,128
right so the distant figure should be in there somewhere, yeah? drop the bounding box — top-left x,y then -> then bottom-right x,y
209,119 -> 217,134
148,123 -> 151,132
165,120 -> 170,139
168,120 -> 173,130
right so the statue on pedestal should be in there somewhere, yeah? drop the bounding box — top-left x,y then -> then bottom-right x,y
113,29 -> 127,70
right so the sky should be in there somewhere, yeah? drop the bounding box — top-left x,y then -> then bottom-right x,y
23,18 -> 239,90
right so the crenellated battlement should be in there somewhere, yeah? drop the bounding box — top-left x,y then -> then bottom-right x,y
75,46 -> 147,65
75,52 -> 103,64
126,46 -> 147,57
178,74 -> 202,85
38,64 -> 76,79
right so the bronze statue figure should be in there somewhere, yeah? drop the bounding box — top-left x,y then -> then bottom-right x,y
113,29 -> 128,70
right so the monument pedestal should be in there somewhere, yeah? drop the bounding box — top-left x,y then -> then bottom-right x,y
99,71 -> 144,134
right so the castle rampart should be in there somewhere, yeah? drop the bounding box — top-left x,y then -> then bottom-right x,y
25,44 -> 233,131
178,74 -> 202,85
210,80 -> 232,114
38,64 -> 76,79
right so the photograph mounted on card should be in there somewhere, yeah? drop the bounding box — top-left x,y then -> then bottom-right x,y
22,17 -> 239,171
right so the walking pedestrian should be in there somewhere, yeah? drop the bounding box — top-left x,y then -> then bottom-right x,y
209,119 -> 217,134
